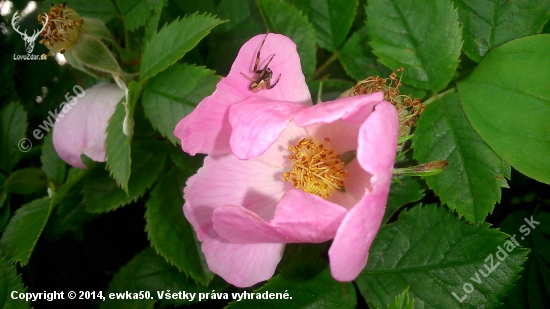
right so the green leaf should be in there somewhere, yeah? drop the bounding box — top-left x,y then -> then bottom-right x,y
291,0 -> 359,51
145,168 -> 213,285
167,146 -> 204,173
116,0 -> 156,31
226,259 -> 356,308
84,141 -> 167,213
208,0 -> 264,73
105,81 -> 142,192
39,0 -> 118,23
215,0 -> 254,33
412,92 -> 509,222
41,168 -> 90,241
457,34 -> 550,184
366,0 -> 462,91
0,173 -> 6,207
175,0 -> 218,14
140,13 -> 225,81
44,189 -> 96,242
6,168 -> 47,195
499,212 -> 549,309
356,204 -> 529,309
142,64 -> 220,144
258,0 -> 317,79
126,81 -> 143,138
101,248 -> 158,309
51,167 -> 89,208
0,203 -> 9,233
384,176 -> 424,223
386,287 -> 414,309
0,102 -> 27,173
277,243 -> 327,271
453,0 -> 550,62
0,197 -> 52,266
340,26 -> 381,81
144,0 -> 164,44
0,254 -> 30,309
0,177 -> 7,232
40,132 -> 66,185
105,102 -> 130,191
101,248 -> 225,309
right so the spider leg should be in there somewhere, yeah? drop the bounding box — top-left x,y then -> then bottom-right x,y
240,72 -> 255,81
253,33 -> 269,72
268,73 -> 281,89
259,54 -> 276,73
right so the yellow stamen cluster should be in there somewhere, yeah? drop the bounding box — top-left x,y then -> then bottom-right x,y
283,137 -> 349,199
39,3 -> 84,54
348,68 -> 425,138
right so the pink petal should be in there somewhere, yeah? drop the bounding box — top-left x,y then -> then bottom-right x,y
174,81 -> 241,155
183,154 -> 290,241
356,101 -> 399,180
272,189 -> 347,242
201,235 -> 285,288
229,98 -> 307,160
212,205 -> 287,243
305,120 -> 361,156
328,191 -> 387,281
182,153 -> 290,287
328,100 -> 398,281
251,120 -> 308,169
295,93 -> 384,154
174,34 -> 311,156
294,92 -> 384,126
53,83 -> 124,168
227,34 -> 311,105
327,158 -> 372,210
185,202 -> 285,287
211,189 -> 346,243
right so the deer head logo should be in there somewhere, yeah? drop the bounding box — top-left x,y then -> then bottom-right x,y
11,11 -> 48,54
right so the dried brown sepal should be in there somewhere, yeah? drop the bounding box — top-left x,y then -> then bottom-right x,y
348,68 -> 425,139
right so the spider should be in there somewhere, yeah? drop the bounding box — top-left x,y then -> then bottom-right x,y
240,34 -> 281,91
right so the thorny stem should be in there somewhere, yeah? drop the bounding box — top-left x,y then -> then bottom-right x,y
423,88 -> 456,106
312,51 -> 339,80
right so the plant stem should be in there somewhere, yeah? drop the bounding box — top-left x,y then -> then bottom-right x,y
124,23 -> 130,49
312,51 -> 340,80
423,88 -> 456,106
255,0 -> 270,32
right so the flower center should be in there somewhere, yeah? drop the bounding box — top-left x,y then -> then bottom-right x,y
39,3 -> 83,54
283,137 -> 349,199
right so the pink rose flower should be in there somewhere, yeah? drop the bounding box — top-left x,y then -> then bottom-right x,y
53,83 -> 124,168
174,34 -> 398,287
